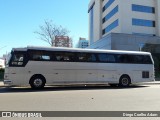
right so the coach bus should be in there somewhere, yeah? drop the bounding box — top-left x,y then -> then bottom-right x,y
4,46 -> 155,89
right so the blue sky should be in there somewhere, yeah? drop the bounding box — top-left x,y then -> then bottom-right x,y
0,0 -> 89,57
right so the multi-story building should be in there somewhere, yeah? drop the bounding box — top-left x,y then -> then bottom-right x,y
54,36 -> 72,48
78,37 -> 89,48
88,0 -> 160,51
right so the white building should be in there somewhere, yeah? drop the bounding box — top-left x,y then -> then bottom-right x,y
88,0 -> 160,50
0,59 -> 5,68
78,38 -> 89,48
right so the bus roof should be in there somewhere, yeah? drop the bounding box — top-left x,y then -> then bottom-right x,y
12,46 -> 151,55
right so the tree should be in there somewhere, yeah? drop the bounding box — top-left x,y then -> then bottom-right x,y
35,20 -> 72,47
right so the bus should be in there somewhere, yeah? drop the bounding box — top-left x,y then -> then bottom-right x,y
4,46 -> 155,89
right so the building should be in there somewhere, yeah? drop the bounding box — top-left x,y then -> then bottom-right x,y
54,36 -> 72,48
78,37 -> 89,48
0,59 -> 5,68
88,0 -> 160,51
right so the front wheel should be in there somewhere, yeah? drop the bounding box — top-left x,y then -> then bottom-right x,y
119,75 -> 131,87
30,76 -> 45,89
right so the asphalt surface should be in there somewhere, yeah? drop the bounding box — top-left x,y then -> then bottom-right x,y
0,82 -> 160,120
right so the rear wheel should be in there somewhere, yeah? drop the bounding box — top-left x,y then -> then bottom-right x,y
30,76 -> 45,89
119,75 -> 131,87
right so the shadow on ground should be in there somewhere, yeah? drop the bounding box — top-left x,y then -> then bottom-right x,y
0,85 -> 149,93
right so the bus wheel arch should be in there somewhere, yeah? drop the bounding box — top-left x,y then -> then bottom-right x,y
29,74 -> 46,89
119,74 -> 131,87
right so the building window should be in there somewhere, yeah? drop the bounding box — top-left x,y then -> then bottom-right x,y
89,5 -> 94,45
132,4 -> 155,13
132,18 -> 155,27
103,5 -> 118,23
103,0 -> 115,12
132,33 -> 156,36
102,19 -> 118,35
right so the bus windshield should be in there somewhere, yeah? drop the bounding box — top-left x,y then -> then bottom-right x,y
9,51 -> 27,67
5,53 -> 11,66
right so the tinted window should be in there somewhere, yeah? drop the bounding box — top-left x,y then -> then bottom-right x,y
54,52 -> 75,62
117,54 -> 130,63
116,54 -> 152,64
131,55 -> 143,64
29,50 -> 52,61
9,52 -> 27,67
132,4 -> 155,13
98,54 -> 107,62
11,53 -> 24,66
77,53 -> 96,62
132,18 -> 155,27
131,55 -> 152,64
98,54 -> 116,63
143,55 -> 152,64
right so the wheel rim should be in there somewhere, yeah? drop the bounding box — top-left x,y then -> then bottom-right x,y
121,78 -> 129,86
33,79 -> 43,87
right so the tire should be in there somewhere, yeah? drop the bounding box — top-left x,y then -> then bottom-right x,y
119,75 -> 131,87
30,76 -> 45,89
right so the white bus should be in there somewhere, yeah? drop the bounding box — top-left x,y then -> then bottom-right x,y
4,46 -> 155,89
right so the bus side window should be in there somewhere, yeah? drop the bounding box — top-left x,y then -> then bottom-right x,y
29,50 -> 53,61
106,54 -> 116,63
54,52 -> 75,62
98,54 -> 107,62
143,55 -> 152,64
41,55 -> 51,61
98,54 -> 116,63
32,55 -> 41,61
77,53 -> 96,62
118,55 -> 131,63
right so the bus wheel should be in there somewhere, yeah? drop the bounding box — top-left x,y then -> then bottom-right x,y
30,76 -> 45,89
119,75 -> 131,87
